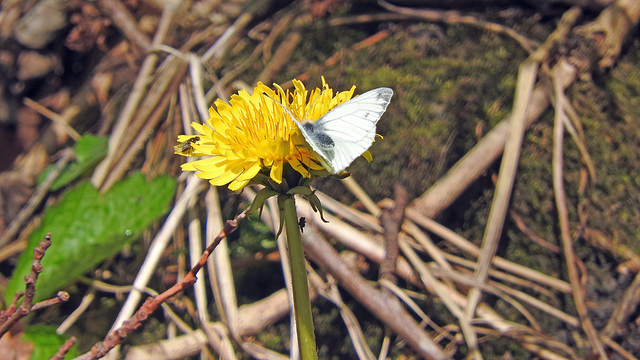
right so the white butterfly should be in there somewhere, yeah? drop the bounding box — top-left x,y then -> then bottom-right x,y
279,87 -> 393,173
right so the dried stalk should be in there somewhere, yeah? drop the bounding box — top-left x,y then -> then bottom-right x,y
379,0 -> 539,52
97,0 -> 152,52
205,187 -> 239,341
463,59 -> 539,356
603,271 -> 640,338
406,208 -> 572,293
311,271 -> 377,360
397,235 -> 475,354
0,149 -> 73,246
91,4 -> 178,189
187,211 -> 208,323
551,65 -> 606,358
101,57 -> 189,191
410,7 -> 583,218
302,225 -> 447,360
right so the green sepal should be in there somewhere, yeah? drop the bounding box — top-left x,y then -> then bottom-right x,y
287,186 -> 314,197
247,172 -> 272,188
287,186 -> 328,223
307,167 -> 333,178
248,171 -> 290,194
248,187 -> 279,216
307,191 -> 329,223
275,195 -> 287,237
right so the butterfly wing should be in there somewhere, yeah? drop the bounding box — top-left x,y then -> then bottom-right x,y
311,87 -> 393,173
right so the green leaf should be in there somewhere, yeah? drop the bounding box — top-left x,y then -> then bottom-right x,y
5,172 -> 176,303
22,325 -> 77,360
38,135 -> 108,191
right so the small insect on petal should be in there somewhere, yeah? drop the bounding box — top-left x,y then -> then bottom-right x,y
174,136 -> 200,156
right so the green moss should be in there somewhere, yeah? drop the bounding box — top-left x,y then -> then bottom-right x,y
578,46 -> 640,255
280,24 -> 528,202
449,32 -> 640,358
220,13 -> 640,357
256,325 -> 289,353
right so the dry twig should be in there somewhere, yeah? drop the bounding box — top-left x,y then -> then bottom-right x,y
51,337 -> 77,360
0,149 -> 74,247
0,234 -> 69,337
379,0 -> 539,52
463,58 -> 539,357
379,183 -> 407,283
302,225 -> 447,360
96,0 -> 152,52
91,4 -> 178,190
410,6 -> 583,218
551,66 -> 606,358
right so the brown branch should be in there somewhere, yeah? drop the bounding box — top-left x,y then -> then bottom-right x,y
73,209 -> 248,360
379,183 -> 408,284
0,291 -> 23,325
411,6 -> 583,218
302,226 -> 447,360
22,233 -> 52,309
30,291 -> 70,312
0,233 -> 54,337
603,268 -> 640,338
379,0 -> 539,53
551,67 -> 606,358
97,0 -> 151,52
52,337 -> 77,360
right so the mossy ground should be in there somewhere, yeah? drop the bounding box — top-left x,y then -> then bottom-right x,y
225,13 -> 564,358
31,4 -> 640,357
225,10 -> 640,357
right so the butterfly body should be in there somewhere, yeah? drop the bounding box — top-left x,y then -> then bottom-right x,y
290,87 -> 393,173
299,122 -> 335,149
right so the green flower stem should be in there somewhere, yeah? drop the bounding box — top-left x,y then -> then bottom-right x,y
280,194 -> 317,360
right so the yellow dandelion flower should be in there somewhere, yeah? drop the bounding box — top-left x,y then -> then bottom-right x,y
176,78 -> 357,191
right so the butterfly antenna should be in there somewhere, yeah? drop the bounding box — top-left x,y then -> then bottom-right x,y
292,143 -> 305,171
262,91 -> 299,121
